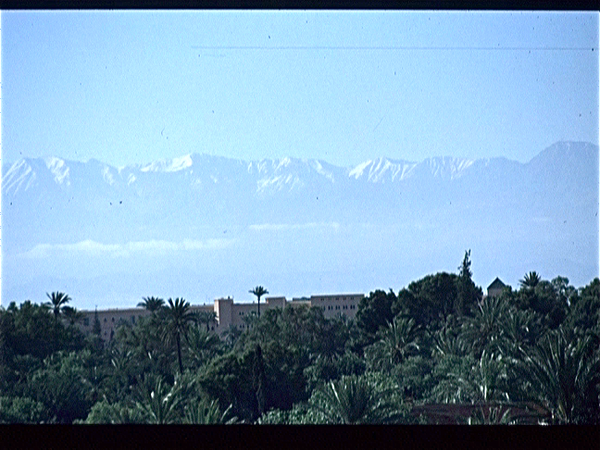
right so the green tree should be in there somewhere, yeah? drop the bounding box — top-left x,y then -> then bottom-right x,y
534,281 -> 567,329
96,343 -> 146,404
520,271 -> 541,289
161,298 -> 196,374
45,292 -> 71,321
183,398 -> 236,424
303,351 -> 366,394
456,250 -> 482,317
460,294 -> 509,358
566,278 -> 600,339
432,351 -> 511,405
392,355 -> 436,402
133,374 -> 184,424
239,307 -> 328,412
29,351 -> 95,423
1,301 -> 85,361
185,324 -> 223,368
0,396 -> 48,424
514,276 -> 568,330
112,319 -> 174,388
83,399 -> 145,424
252,344 -> 266,418
308,373 -> 408,424
137,296 -> 165,314
431,323 -> 469,358
517,328 -> 600,424
400,273 -> 460,330
197,349 -> 257,422
61,306 -> 84,326
498,306 -> 544,357
196,310 -> 218,333
249,286 -> 269,318
355,289 -> 397,340
365,316 -> 421,372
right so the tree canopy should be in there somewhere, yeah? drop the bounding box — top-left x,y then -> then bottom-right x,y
1,269 -> 598,425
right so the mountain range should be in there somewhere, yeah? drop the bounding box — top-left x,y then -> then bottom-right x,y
2,141 -> 598,309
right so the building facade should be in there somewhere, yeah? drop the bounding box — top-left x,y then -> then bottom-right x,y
78,293 -> 364,341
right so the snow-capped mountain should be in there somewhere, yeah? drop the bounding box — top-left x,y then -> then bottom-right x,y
1,141 -> 598,308
0,143 -> 577,196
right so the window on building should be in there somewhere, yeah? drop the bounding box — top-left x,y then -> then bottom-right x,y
83,318 -> 90,326
336,305 -> 340,310
112,317 -> 115,322
131,316 -> 136,324
104,318 -> 107,323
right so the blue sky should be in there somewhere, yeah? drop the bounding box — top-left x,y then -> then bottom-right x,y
2,11 -> 598,168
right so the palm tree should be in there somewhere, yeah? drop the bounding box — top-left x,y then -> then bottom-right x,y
61,306 -> 84,326
520,271 -> 541,289
45,292 -> 71,320
137,296 -> 165,314
183,398 -> 236,424
309,374 -> 406,424
460,294 -> 509,358
161,298 -> 196,374
431,325 -> 469,358
381,316 -> 421,363
249,286 -> 269,318
366,316 -> 420,371
186,324 -> 222,367
195,310 -> 217,332
498,308 -> 543,357
133,374 -> 183,424
517,329 -> 600,424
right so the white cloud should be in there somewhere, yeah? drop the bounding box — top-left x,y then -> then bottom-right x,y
19,238 -> 234,259
249,222 -> 340,232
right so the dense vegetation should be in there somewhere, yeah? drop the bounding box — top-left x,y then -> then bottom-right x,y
1,253 -> 598,424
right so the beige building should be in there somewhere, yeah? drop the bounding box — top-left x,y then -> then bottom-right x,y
306,293 -> 362,319
78,293 -> 364,341
78,307 -> 150,341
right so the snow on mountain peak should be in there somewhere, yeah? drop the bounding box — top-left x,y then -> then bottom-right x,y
349,157 -> 418,182
44,157 -> 70,185
140,154 -> 193,173
3,159 -> 37,195
349,160 -> 374,179
310,160 -> 336,183
421,156 -> 475,180
102,166 -> 116,186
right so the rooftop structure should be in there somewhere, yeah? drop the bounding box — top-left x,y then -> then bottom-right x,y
486,277 -> 507,298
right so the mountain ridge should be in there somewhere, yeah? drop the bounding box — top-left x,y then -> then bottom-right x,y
5,141 -> 597,197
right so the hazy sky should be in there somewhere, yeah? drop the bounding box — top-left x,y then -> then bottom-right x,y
2,11 -> 598,168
